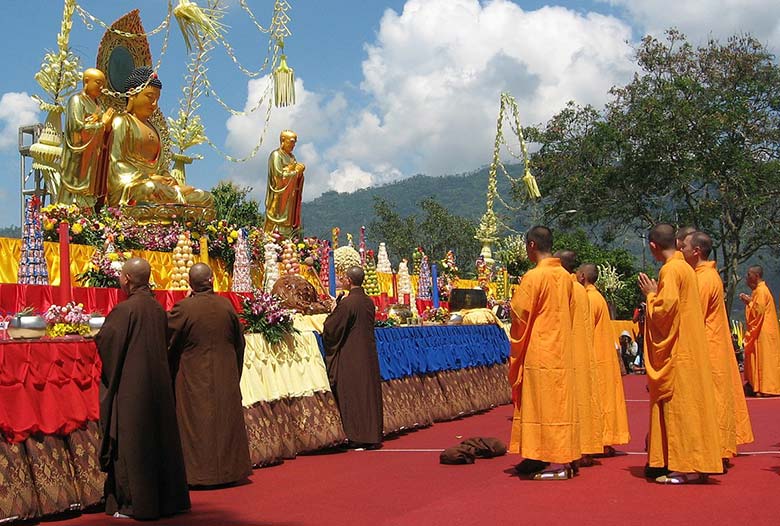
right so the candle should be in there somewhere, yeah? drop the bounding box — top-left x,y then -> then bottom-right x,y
503,268 -> 509,300
431,263 -> 439,309
332,227 -> 340,250
200,236 -> 209,264
328,245 -> 336,297
391,271 -> 398,302
404,293 -> 411,305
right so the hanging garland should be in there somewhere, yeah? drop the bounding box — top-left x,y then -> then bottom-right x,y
476,92 -> 541,240
74,2 -> 172,38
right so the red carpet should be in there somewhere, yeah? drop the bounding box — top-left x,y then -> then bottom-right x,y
54,375 -> 780,525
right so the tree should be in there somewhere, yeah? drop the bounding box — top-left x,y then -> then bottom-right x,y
527,30 -> 780,312
369,197 -> 481,275
210,181 -> 265,228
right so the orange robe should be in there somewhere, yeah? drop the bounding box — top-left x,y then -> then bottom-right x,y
744,281 -> 780,395
695,262 -> 753,454
644,252 -> 722,473
585,284 -> 630,446
509,258 -> 579,463
570,275 -> 603,455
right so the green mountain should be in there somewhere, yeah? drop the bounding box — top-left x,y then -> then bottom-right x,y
301,165 -> 541,241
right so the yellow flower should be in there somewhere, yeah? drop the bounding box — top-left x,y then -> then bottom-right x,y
297,243 -> 305,249
123,251 -> 132,259
71,223 -> 83,234
118,234 -> 125,242
98,222 -> 105,230
43,220 -> 54,231
230,230 -> 239,239
207,225 -> 217,234
191,232 -> 200,240
107,253 -> 119,261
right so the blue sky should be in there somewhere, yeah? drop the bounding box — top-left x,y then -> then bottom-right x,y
0,0 -> 777,227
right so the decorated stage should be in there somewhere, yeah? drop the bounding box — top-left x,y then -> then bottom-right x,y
0,320 -> 510,523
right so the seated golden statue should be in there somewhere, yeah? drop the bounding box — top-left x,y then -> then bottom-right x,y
264,130 -> 305,237
58,68 -> 115,207
104,66 -> 213,210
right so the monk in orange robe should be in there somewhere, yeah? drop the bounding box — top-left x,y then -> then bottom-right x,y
555,250 -> 603,466
740,265 -> 780,396
578,263 -> 630,453
509,226 -> 579,480
638,224 -> 723,483
681,231 -> 754,460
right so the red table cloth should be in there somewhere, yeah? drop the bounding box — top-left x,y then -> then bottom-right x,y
0,283 -> 245,315
0,339 -> 101,443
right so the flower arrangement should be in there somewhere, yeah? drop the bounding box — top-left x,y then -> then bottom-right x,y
239,290 -> 297,344
43,301 -> 91,337
77,248 -> 132,288
296,237 -> 322,272
596,263 -> 625,306
421,306 -> 450,324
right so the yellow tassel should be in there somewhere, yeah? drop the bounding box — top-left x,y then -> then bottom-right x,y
274,54 -> 296,107
522,167 -> 541,199
173,0 -> 225,52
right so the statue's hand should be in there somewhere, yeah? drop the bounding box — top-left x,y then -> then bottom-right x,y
101,107 -> 116,128
295,163 -> 306,174
151,174 -> 178,187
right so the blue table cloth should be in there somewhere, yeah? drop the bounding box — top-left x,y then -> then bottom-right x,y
315,325 -> 509,381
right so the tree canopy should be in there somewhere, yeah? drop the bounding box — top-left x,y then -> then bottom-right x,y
527,29 -> 780,311
369,196 -> 481,275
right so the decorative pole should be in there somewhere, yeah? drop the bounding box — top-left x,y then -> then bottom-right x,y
431,263 -> 440,309
328,246 -> 336,297
58,221 -> 72,304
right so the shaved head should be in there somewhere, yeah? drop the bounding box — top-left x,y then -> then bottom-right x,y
526,225 -> 553,253
346,266 -> 365,286
554,250 -> 577,273
649,223 -> 677,251
122,258 -> 151,290
676,226 -> 696,242
688,231 -> 712,259
748,265 -> 763,279
189,262 -> 213,292
579,263 -> 598,285
83,68 -> 106,82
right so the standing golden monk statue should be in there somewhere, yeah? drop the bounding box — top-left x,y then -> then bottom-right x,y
58,68 -> 115,207
104,66 -> 213,209
264,130 -> 305,237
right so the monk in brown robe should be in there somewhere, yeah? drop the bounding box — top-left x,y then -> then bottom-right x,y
95,258 -> 190,519
740,265 -> 780,396
167,263 -> 251,486
323,266 -> 383,448
681,231 -> 753,461
638,224 -> 723,484
510,226 -> 579,480
555,250 -> 603,467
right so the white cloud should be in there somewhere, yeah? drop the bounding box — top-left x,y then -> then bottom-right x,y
0,92 -> 40,150
325,0 -> 636,184
223,0 -> 638,203
604,0 -> 780,50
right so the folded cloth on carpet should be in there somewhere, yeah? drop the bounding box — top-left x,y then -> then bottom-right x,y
439,437 -> 507,464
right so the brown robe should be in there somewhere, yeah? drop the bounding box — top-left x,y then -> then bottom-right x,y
167,290 -> 251,486
95,287 -> 190,519
323,287 -> 383,444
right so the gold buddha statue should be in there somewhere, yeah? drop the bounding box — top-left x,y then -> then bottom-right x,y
104,66 -> 213,210
58,68 -> 115,207
264,130 -> 305,237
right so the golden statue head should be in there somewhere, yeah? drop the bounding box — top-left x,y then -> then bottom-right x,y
82,68 -> 107,99
124,66 -> 162,121
280,130 -> 298,155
